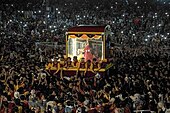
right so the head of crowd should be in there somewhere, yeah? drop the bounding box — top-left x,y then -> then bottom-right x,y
0,0 -> 170,113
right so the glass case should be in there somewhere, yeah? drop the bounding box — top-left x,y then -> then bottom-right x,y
67,36 -> 103,61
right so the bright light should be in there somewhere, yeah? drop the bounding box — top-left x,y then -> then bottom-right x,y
73,38 -> 77,56
145,39 -> 148,41
96,6 -> 98,9
133,34 -> 135,36
24,24 -> 27,27
56,8 -> 58,10
161,35 -> 164,37
49,26 -> 52,28
164,2 -> 166,4
164,37 -> 167,40
38,10 -> 41,13
155,13 -> 157,15
54,26 -> 56,28
141,16 -> 144,18
167,33 -> 169,35
153,16 -> 155,19
121,31 -> 124,34
144,1 -> 146,4
43,21 -> 46,24
115,2 -> 117,4
158,24 -> 161,27
51,30 -> 54,33
21,11 -> 24,13
122,14 -> 125,17
155,33 -> 158,36
112,21 -> 115,23
18,11 -> 20,13
152,26 -> 155,28
135,2 -> 137,4
64,25 -> 66,28
58,11 -> 60,14
20,22 -> 22,24
167,15 -> 169,17
147,35 -> 150,38
83,15 -> 86,18
9,20 -> 12,22
165,12 -> 168,15
137,6 -> 140,8
47,15 -> 50,18
34,11 -> 36,14
111,6 -> 113,9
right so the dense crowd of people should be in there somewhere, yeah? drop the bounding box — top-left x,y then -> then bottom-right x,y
0,0 -> 170,113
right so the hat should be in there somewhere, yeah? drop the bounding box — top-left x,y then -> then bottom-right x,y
14,91 -> 20,99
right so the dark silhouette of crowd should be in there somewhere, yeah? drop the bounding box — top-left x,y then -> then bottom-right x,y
0,0 -> 170,113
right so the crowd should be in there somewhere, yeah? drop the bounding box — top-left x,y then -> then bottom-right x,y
0,0 -> 170,113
